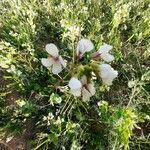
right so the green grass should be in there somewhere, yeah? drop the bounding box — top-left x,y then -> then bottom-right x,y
0,0 -> 150,149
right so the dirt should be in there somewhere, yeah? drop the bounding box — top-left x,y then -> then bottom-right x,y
134,121 -> 150,136
0,70 -> 33,150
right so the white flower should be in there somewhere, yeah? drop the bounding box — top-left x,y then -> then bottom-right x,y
76,39 -> 94,57
68,76 -> 95,101
68,77 -> 82,97
41,43 -> 66,74
99,64 -> 118,85
98,44 -> 114,62
80,75 -> 95,101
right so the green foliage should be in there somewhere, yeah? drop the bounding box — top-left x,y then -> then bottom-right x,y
0,0 -> 150,149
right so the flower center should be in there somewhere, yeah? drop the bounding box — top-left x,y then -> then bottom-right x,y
53,56 -> 59,61
91,52 -> 101,60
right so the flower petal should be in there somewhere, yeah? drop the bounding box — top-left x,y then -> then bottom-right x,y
46,43 -> 59,57
82,87 -> 91,101
41,58 -> 53,67
52,61 -> 62,74
71,88 -> 81,97
88,83 -> 96,96
77,39 -> 94,55
100,65 -> 118,79
99,64 -> 118,86
99,44 -> 113,54
80,75 -> 87,85
68,78 -> 82,90
101,53 -> 114,62
59,56 -> 67,68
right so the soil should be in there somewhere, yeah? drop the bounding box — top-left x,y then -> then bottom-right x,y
0,70 -> 34,150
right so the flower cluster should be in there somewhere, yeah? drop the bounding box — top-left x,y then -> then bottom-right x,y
41,39 -> 118,101
68,39 -> 118,101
